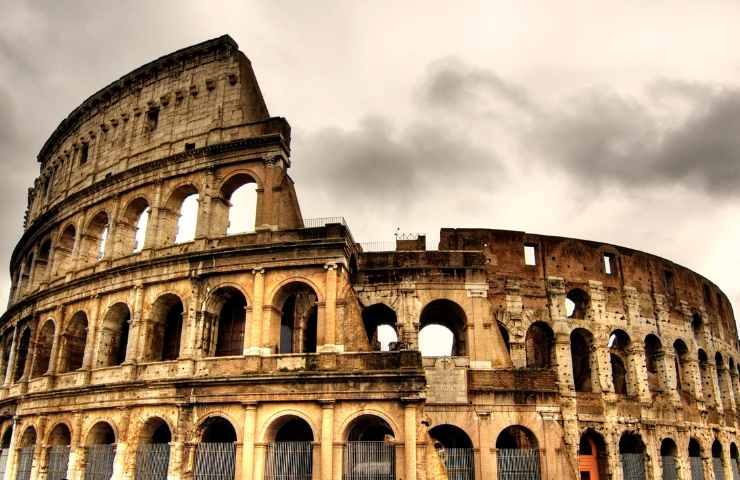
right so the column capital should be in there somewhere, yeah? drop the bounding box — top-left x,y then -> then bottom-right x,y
318,399 -> 336,408
324,262 -> 338,271
252,267 -> 265,276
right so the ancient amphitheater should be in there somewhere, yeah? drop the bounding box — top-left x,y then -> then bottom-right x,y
1,34 -> 739,480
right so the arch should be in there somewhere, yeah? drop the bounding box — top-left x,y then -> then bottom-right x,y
199,416 -> 237,443
698,348 -> 715,406
60,311 -> 88,373
31,319 -> 55,378
85,422 -> 116,445
47,423 -> 72,446
82,210 -> 110,263
430,424 -> 475,480
496,425 -> 539,450
260,410 -> 318,444
429,424 -> 473,449
496,425 -> 541,479
619,432 -> 646,480
205,287 -> 247,357
419,299 -> 467,357
120,196 -> 150,254
96,302 -> 131,367
362,304 -> 399,352
83,421 -> 116,480
343,414 -> 396,480
571,328 -> 595,392
266,415 -> 315,442
712,439 -> 725,480
195,415 -> 237,480
525,321 -> 554,368
498,322 -> 511,353
1,425 -> 12,449
135,416 -> 172,480
164,184 -> 199,245
19,426 -> 36,447
147,294 -> 184,361
272,282 -> 319,355
673,339 -> 690,394
0,330 -> 13,382
32,238 -> 52,287
579,429 -> 608,480
660,438 -> 679,480
220,172 -> 259,236
54,224 -> 77,276
692,313 -> 704,341
139,417 -> 172,444
566,288 -> 589,319
344,414 -> 396,442
645,334 -> 665,394
14,328 -> 31,382
609,330 -> 631,396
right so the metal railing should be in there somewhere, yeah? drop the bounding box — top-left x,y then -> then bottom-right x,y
84,445 -> 116,480
661,456 -> 678,480
343,441 -> 395,480
303,217 -> 347,228
0,448 -> 8,480
265,441 -> 313,480
442,448 -> 475,480
732,460 -> 740,480
15,446 -> 33,480
497,449 -> 541,480
194,442 -> 236,480
620,453 -> 646,480
359,241 -> 396,252
690,457 -> 704,480
47,446 -> 70,480
135,443 -> 170,480
714,458 -> 726,480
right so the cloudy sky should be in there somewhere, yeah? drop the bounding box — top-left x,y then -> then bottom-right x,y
2,1 -> 740,327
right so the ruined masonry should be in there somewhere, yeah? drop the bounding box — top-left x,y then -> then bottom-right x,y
1,34 -> 738,480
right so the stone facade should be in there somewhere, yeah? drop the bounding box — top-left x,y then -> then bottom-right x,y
1,34 -> 739,480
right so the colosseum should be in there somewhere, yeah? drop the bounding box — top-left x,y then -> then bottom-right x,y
1,33 -> 739,480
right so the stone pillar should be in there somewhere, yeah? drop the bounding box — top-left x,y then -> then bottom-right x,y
627,342 -> 652,403
67,414 -> 83,480
3,418 -> 18,480
125,285 -> 145,363
477,411 -> 493,480
47,306 -> 65,376
319,263 -> 339,352
258,158 -> 277,229
3,329 -> 18,386
707,362 -> 723,413
195,170 -> 215,240
320,401 -> 334,480
83,295 -> 102,371
242,404 -> 257,480
111,442 -> 128,480
554,329 -> 575,395
467,283 -> 493,369
687,359 -> 704,403
719,366 -> 736,413
595,343 -> 615,394
247,269 -> 265,355
404,403 -> 417,480
662,351 -> 682,404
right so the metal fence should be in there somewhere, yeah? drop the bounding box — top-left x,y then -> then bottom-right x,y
194,442 -> 236,480
135,443 -> 170,480
442,448 -> 474,480
15,446 -> 34,480
84,445 -> 116,480
732,460 -> 740,480
343,441 -> 395,480
303,217 -> 347,228
690,457 -> 704,480
661,456 -> 678,480
47,446 -> 70,480
714,458 -> 725,480
0,448 -> 8,480
497,448 -> 541,480
620,454 -> 646,480
265,441 -> 313,480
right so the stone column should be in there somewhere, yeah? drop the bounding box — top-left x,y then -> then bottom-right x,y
82,295 -> 102,372
707,361 -> 723,413
2,418 -> 18,480
720,366 -> 736,413
125,285 -> 145,363
242,404 -> 257,480
320,401 -> 334,480
319,263 -> 338,352
662,350 -> 682,404
67,413 -> 83,480
246,269 -> 265,355
195,170 -> 215,240
143,183 -> 163,251
258,158 -> 277,229
626,341 -> 651,403
3,329 -> 18,387
404,403 -> 418,480
111,442 -> 129,480
477,411 -> 493,480
595,343 -> 615,394
687,359 -> 704,403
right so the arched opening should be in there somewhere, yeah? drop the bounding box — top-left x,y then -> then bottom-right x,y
32,239 -> 51,287
689,438 -> 703,480
120,197 -> 150,254
82,211 -> 110,264
274,283 -> 318,355
712,440 -> 725,480
54,225 -> 76,277
19,254 -> 33,293
609,330 -> 631,395
619,432 -> 646,480
265,416 -> 314,480
85,422 -> 116,480
566,288 -> 589,319
660,438 -> 678,480
430,425 -> 474,480
362,304 -> 399,352
571,328 -> 595,393
498,322 -> 511,354
16,426 -> 36,480
136,418 -> 172,480
207,288 -> 247,357
14,328 -> 31,382
344,415 -> 395,480
31,320 -> 55,378
715,352 -> 730,408
698,349 -> 714,406
644,334 -> 664,394
0,425 -> 12,477
673,339 -> 690,397
0,331 -> 13,382
730,443 -> 739,480
692,313 -> 704,342
496,425 -> 540,480
195,417 -> 237,480
46,424 -> 71,480
148,294 -> 184,362
418,300 -> 467,357
525,322 -> 554,368
578,430 -> 607,480
60,312 -> 87,373
96,303 -> 131,367
165,185 -> 199,245
220,174 -> 258,235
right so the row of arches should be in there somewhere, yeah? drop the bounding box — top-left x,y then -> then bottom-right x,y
13,174 -> 260,300
578,429 -> 740,480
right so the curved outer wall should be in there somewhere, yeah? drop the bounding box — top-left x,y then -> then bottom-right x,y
0,35 -> 738,480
